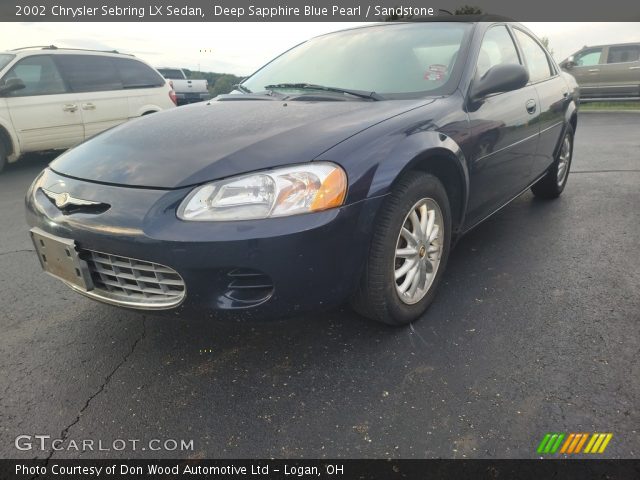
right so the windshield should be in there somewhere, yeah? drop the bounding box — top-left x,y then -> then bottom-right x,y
242,23 -> 473,99
0,54 -> 16,72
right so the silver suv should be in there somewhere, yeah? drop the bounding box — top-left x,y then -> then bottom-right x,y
560,42 -> 640,100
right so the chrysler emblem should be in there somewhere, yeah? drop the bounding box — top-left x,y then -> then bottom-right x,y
41,188 -> 102,209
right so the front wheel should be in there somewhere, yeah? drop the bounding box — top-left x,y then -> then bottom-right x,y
351,172 -> 451,326
0,141 -> 7,173
531,124 -> 574,199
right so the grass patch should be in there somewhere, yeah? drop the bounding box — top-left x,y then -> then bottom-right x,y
580,101 -> 640,110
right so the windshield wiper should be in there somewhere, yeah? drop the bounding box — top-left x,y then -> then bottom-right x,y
233,83 -> 252,94
264,83 -> 382,101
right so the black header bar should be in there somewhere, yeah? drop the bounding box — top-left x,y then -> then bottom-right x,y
2,0 -> 640,21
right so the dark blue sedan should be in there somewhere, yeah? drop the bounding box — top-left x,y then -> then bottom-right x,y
26,19 -> 579,325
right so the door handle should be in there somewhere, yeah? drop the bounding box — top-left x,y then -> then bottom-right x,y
63,104 -> 77,112
82,103 -> 96,110
526,99 -> 537,114
629,66 -> 640,70
588,69 -> 600,72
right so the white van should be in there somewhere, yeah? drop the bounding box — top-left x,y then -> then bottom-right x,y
0,47 -> 177,172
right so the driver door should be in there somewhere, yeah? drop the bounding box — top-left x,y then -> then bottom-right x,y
465,25 -> 540,227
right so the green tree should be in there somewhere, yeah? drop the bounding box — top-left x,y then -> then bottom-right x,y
211,75 -> 238,97
454,5 -> 483,14
540,37 -> 554,56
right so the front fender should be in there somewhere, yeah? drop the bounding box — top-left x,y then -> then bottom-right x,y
317,95 -> 470,228
369,130 -> 468,201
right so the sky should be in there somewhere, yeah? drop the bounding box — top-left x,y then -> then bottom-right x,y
2,22 -> 639,76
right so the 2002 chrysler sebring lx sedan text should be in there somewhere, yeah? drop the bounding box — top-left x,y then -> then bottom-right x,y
26,18 -> 579,326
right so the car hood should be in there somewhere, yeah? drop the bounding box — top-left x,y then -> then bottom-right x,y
50,97 -> 432,189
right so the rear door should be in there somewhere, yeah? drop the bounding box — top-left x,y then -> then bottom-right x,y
54,54 -> 129,140
1,54 -> 84,153
512,27 -> 567,175
597,44 -> 640,97
465,24 -> 540,226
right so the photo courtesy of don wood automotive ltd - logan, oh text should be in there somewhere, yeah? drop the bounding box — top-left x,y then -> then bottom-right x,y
0,0 -> 639,479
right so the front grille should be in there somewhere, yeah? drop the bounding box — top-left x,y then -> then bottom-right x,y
83,250 -> 185,309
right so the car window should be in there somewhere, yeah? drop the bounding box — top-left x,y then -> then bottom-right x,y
242,22 -> 473,98
158,69 -> 184,79
574,48 -> 603,66
607,45 -> 640,64
514,29 -> 553,83
476,25 -> 520,79
113,58 -> 165,88
3,55 -> 66,96
54,55 -> 123,93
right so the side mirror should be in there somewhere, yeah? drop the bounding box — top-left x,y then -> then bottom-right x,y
564,55 -> 576,69
0,78 -> 26,96
469,64 -> 529,101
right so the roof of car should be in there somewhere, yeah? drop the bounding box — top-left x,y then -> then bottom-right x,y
580,42 -> 640,49
5,46 -> 135,57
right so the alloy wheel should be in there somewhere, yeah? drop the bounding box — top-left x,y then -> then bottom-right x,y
557,134 -> 571,187
394,198 -> 444,305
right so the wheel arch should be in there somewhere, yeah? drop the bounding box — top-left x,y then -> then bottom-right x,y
132,104 -> 163,117
379,134 -> 469,235
400,150 -> 468,234
0,123 -> 17,161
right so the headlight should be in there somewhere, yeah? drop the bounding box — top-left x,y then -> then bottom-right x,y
177,162 -> 347,221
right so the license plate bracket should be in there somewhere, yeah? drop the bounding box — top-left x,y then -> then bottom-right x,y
30,227 -> 94,291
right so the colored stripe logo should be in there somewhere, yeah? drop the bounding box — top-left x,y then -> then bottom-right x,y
537,433 -> 612,454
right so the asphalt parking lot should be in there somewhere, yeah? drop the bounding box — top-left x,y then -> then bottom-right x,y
1,112 -> 638,460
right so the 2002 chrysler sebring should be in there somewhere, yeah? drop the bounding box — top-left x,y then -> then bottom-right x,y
26,19 -> 579,325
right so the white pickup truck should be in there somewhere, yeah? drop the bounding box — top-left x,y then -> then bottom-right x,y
157,67 -> 210,105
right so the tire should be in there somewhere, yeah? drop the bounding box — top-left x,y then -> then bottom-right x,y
351,172 -> 452,326
0,141 -> 7,174
531,124 -> 574,199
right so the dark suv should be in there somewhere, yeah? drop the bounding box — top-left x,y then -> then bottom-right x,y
560,43 -> 640,100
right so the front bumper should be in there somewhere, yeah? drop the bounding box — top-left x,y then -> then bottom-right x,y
25,168 -> 384,318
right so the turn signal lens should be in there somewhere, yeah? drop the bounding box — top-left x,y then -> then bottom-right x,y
310,167 -> 347,211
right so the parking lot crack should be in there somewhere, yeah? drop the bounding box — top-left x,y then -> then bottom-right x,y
31,316 -> 147,478
0,248 -> 35,257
